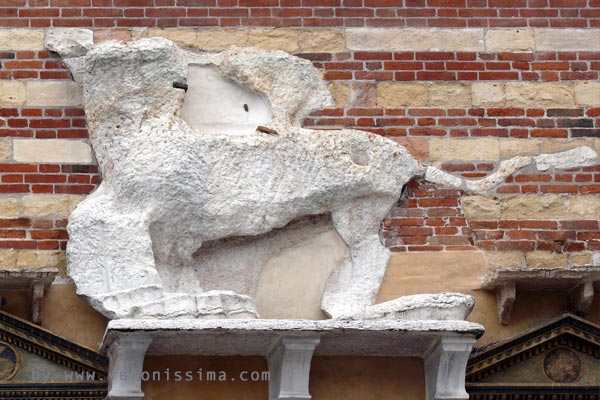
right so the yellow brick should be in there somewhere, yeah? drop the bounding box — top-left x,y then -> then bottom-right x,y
298,30 -> 345,52
462,195 -> 502,220
574,81 -> 600,107
471,83 -> 505,107
197,29 -> 248,50
539,138 -> 596,154
505,82 -> 575,108
25,81 -> 83,107
570,253 -> 592,267
535,28 -> 600,51
0,138 -> 11,161
16,250 -> 66,275
428,138 -> 499,161
499,139 -> 540,158
0,29 -> 45,50
93,28 -> 133,44
346,28 -> 484,51
483,251 -> 524,271
502,194 -> 566,220
525,252 -> 568,269
0,250 -> 17,269
328,81 -> 350,108
248,28 -> 299,52
0,81 -> 26,106
566,195 -> 600,219
22,194 -> 83,217
377,82 -> 427,108
428,83 -> 471,107
147,28 -> 197,47
485,29 -> 534,52
0,197 -> 19,217
13,139 -> 92,163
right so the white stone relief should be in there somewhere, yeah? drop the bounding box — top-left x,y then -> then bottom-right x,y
56,35 -> 598,324
62,38 -> 437,321
425,147 -> 599,193
54,33 -> 486,400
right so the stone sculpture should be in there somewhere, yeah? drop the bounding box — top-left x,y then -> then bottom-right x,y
63,38 -> 432,320
57,37 -> 597,322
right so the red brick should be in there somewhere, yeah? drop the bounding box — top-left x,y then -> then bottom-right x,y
0,184 -> 29,193
519,220 -> 558,229
506,230 -> 536,240
559,220 -> 599,230
496,241 -> 536,251
538,230 -> 576,240
0,240 -> 36,249
531,128 -> 568,138
470,220 -> 498,229
30,229 -> 69,239
581,185 -> 600,194
540,185 -> 578,193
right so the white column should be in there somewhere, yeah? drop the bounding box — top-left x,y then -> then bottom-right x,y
424,336 -> 476,400
106,333 -> 152,400
267,337 -> 320,400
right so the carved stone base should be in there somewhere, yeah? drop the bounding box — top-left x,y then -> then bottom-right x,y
268,337 -> 320,400
424,336 -> 477,400
106,334 -> 152,400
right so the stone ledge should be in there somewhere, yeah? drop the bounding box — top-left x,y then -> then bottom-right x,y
0,268 -> 59,324
102,318 -> 484,356
482,267 -> 600,325
103,318 -> 483,400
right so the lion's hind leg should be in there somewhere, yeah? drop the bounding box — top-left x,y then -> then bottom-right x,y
321,196 -> 397,319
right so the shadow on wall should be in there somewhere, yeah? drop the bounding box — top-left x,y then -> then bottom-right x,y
0,285 -> 108,350
376,251 -> 600,346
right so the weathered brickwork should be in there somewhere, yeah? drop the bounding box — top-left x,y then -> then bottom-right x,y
0,50 -> 71,80
0,11 -> 599,272
305,51 -> 600,82
3,1 -> 600,28
305,107 -> 600,139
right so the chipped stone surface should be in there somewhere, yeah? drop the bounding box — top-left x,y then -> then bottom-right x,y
364,293 -> 475,321
465,156 -> 532,192
45,28 -> 94,58
534,146 -> 599,171
62,39 -> 423,320
425,147 -> 598,194
425,166 -> 463,189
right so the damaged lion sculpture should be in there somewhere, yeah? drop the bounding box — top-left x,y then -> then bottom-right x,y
55,36 -> 477,321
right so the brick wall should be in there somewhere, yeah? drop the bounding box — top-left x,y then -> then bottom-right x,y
0,9 -> 600,273
4,0 -> 600,28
